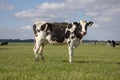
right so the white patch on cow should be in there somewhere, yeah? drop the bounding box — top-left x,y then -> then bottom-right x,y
37,31 -> 46,39
46,35 -> 57,44
34,21 -> 46,30
71,24 -> 76,32
35,31 -> 47,48
80,20 -> 87,32
66,23 -> 76,33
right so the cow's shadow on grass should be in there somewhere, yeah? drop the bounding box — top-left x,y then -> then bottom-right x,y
61,60 -> 120,65
117,62 -> 120,65
0,47 -> 9,50
62,60 -> 98,64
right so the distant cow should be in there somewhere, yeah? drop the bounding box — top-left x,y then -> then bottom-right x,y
0,41 -> 8,46
111,40 -> 116,48
33,20 -> 93,63
106,40 -> 112,47
106,40 -> 116,48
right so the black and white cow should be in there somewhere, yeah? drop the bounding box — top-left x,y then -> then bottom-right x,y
33,20 -> 93,63
106,40 -> 116,48
0,41 -> 8,46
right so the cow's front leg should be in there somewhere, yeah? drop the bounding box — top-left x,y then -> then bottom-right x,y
68,46 -> 74,63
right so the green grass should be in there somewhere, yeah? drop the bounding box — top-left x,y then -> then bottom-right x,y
0,43 -> 120,80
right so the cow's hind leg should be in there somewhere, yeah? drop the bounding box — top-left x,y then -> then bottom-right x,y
33,39 -> 43,62
34,43 -> 40,62
34,39 -> 46,62
38,45 -> 45,61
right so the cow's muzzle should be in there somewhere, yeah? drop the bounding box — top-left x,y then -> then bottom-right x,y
80,31 -> 87,36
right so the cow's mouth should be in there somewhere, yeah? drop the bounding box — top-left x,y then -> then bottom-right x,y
80,31 -> 87,36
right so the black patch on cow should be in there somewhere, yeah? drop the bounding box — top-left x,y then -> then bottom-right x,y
74,23 -> 82,38
68,41 -> 71,44
51,28 -> 65,43
71,36 -> 75,39
73,22 -> 79,26
47,22 -> 68,43
65,31 -> 70,38
88,21 -> 93,26
46,23 -> 53,35
74,27 -> 82,38
85,21 -> 93,31
41,24 -> 47,31
37,30 -> 40,32
68,23 -> 72,29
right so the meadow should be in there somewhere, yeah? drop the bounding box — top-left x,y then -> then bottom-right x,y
0,43 -> 120,80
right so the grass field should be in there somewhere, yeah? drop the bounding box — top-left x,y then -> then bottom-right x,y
0,43 -> 120,80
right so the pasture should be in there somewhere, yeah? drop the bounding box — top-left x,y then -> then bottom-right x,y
0,43 -> 120,80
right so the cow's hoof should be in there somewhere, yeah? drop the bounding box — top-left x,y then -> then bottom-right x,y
35,58 -> 39,62
41,57 -> 45,61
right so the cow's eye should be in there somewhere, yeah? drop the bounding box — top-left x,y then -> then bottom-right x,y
37,30 -> 40,32
78,26 -> 81,30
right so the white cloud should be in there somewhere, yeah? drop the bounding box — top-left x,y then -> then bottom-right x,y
92,24 -> 100,28
97,16 -> 111,23
86,11 -> 99,17
15,2 -> 65,18
0,26 -> 33,39
15,9 -> 35,18
37,2 -> 65,10
21,25 -> 32,31
15,1 -> 77,22
15,0 -> 120,23
14,0 -> 120,40
0,2 -> 14,10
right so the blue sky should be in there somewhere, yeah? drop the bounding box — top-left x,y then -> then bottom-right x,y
0,0 -> 120,40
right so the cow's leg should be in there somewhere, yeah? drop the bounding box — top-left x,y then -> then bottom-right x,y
68,46 -> 74,63
38,45 -> 45,61
33,39 -> 41,62
34,44 -> 39,62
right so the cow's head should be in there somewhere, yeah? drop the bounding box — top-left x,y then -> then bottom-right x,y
80,20 -> 93,36
65,20 -> 93,39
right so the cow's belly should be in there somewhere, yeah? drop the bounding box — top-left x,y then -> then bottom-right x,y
46,35 -> 80,47
46,35 -> 67,45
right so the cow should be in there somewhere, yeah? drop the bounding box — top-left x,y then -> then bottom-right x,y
111,40 -> 116,48
106,40 -> 112,47
106,40 -> 116,48
0,41 -> 8,46
33,20 -> 93,63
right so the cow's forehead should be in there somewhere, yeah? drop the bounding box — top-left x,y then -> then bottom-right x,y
80,20 -> 87,27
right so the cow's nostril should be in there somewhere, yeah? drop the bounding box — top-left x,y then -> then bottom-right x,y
83,31 -> 87,34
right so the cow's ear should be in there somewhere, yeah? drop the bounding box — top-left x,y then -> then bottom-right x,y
73,22 -> 79,26
88,21 -> 93,27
